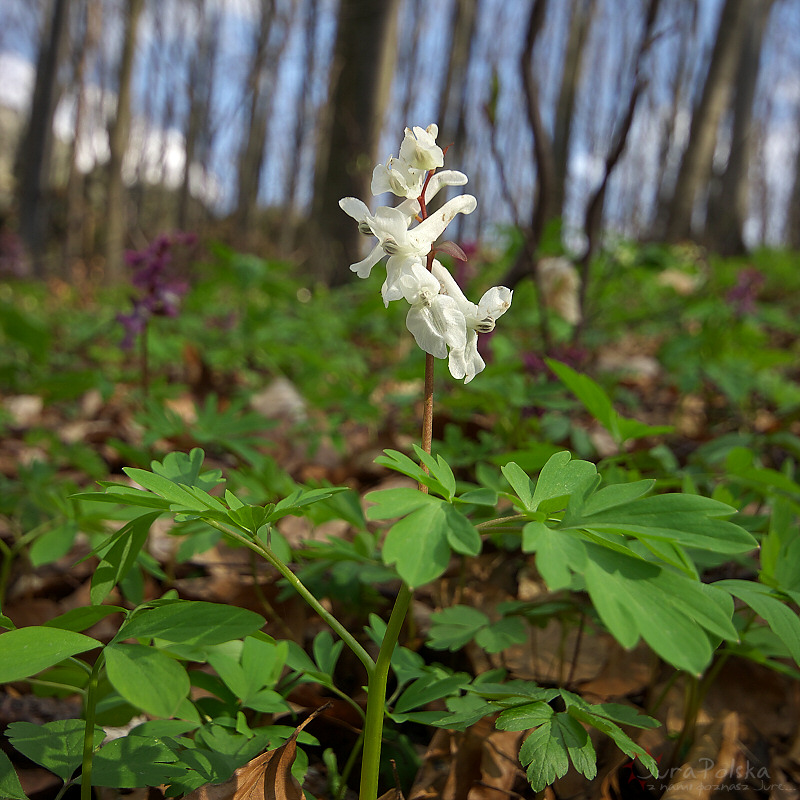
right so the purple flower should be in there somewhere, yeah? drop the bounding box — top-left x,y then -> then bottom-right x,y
118,231 -> 196,349
726,267 -> 763,316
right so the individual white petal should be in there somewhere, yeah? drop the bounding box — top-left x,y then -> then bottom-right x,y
478,287 -> 513,320
406,292 -> 467,358
431,260 -> 477,316
424,170 -> 468,203
448,333 -> 484,383
349,243 -> 384,279
382,256 -> 429,305
339,196 -> 371,222
411,194 -> 477,250
397,198 -> 421,220
406,305 -> 449,359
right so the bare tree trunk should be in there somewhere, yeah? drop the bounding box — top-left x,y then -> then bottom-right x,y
64,0 -> 102,272
437,0 -> 479,159
662,0 -> 752,243
552,0 -> 595,216
16,0 -> 70,277
179,0 -> 220,231
310,0 -> 400,285
573,0 -> 661,342
105,0 -> 145,285
234,0 -> 277,241
501,0 -> 557,295
705,0 -> 774,254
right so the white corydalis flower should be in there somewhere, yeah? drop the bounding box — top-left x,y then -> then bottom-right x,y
371,156 -> 425,199
405,269 -> 467,359
380,194 -> 477,304
432,260 -> 513,383
338,197 -> 420,278
400,124 -> 444,172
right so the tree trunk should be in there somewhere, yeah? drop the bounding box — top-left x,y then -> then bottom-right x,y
705,0 -> 774,254
662,0 -> 752,243
310,0 -> 400,285
105,0 -> 145,285
234,0 -> 277,241
552,0 -> 595,216
64,0 -> 102,271
16,0 -> 70,277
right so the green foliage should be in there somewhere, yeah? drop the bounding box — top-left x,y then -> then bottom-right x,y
2,242 -> 800,798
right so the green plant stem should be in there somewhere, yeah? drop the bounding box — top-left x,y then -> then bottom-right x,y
0,537 -> 14,607
80,652 -> 104,800
337,731 -> 364,800
140,319 -> 150,397
359,352 -> 436,800
204,519 -> 375,677
359,583 -> 413,800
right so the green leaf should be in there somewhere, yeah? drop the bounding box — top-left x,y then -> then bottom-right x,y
500,462 -> 534,510
43,605 -> 125,633
567,705 -> 658,777
150,448 -> 223,491
717,580 -> 800,665
522,522 -> 586,590
91,736 -> 185,788
393,672 -> 470,715
268,486 -> 349,522
92,512 -> 161,604
572,494 -> 757,555
373,449 -> 442,496
312,632 -> 343,678
382,503 -> 452,588
496,701 -> 553,731
412,445 -> 457,499
427,606 -> 489,651
0,628 -> 100,682
117,601 -> 264,646
6,720 -> 104,782
583,546 -> 736,674
0,749 -> 28,800
533,452 -> 598,512
547,359 -> 671,443
29,521 -> 78,568
581,480 -> 655,514
123,468 -> 224,513
475,617 -> 527,653
365,487 -> 436,520
105,643 -> 190,717
519,721 -> 570,791
443,505 -> 481,556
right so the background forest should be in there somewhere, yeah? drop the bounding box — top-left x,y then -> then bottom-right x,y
2,0 -> 800,283
2,2 -> 800,800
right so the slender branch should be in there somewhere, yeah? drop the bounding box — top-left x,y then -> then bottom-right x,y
358,583 -> 413,800
80,652 -> 104,800
204,519 -> 375,677
360,338 -> 437,800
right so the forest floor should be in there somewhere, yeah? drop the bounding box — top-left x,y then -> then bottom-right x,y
2,246 -> 800,800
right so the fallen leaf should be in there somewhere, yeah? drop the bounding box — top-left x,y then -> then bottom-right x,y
661,712 -> 740,800
182,704 -> 329,800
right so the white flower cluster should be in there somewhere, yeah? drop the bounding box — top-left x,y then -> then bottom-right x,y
339,124 -> 512,383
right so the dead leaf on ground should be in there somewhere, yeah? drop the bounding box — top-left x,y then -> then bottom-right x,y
661,711 -> 740,800
181,703 -> 330,800
408,719 -> 522,800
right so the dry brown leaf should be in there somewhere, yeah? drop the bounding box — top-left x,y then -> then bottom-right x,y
182,704 -> 329,800
661,711 -> 740,800
408,720 -> 522,800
